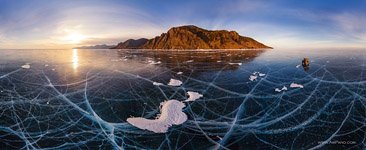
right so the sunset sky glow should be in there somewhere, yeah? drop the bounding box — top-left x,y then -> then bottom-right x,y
0,0 -> 365,49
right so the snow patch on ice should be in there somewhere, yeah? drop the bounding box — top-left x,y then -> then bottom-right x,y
275,86 -> 288,92
21,64 -> 31,69
153,82 -> 164,86
249,75 -> 257,81
258,73 -> 266,77
148,60 -> 161,65
249,71 -> 266,81
184,91 -> 203,102
168,79 -> 182,86
127,100 -> 187,133
290,83 -> 304,88
229,63 -> 242,66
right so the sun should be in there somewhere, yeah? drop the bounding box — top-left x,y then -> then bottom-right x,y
65,32 -> 86,44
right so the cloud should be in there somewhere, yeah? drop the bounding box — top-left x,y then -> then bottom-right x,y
0,1 -> 167,48
329,12 -> 366,41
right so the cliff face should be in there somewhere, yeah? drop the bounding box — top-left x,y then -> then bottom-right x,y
112,25 -> 271,49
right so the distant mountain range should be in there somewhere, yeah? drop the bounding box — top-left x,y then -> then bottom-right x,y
74,44 -> 115,49
111,25 -> 271,49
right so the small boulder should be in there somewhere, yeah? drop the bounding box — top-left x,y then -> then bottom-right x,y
302,58 -> 310,67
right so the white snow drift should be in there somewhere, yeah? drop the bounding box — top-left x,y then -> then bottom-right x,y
184,91 -> 203,102
290,83 -> 304,88
21,64 -> 31,69
127,100 -> 187,133
168,79 -> 182,86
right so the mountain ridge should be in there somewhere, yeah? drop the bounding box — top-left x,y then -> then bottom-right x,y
111,25 -> 272,49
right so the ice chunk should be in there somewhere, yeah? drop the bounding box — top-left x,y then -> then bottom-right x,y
249,75 -> 257,81
177,72 -> 183,75
153,82 -> 164,86
253,72 -> 265,75
290,83 -> 304,88
168,79 -> 182,86
184,91 -> 203,102
21,64 -> 31,69
281,86 -> 288,91
127,100 -> 187,133
275,86 -> 288,92
296,64 -> 301,68
249,72 -> 266,82
229,63 -> 242,66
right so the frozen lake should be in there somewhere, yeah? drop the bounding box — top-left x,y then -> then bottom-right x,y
0,48 -> 365,149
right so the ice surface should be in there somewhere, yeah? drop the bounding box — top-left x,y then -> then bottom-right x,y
290,83 -> 304,88
127,100 -> 187,133
1,49 -> 365,149
184,91 -> 203,102
168,79 -> 182,86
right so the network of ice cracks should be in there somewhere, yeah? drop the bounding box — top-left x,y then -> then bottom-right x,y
1,55 -> 366,150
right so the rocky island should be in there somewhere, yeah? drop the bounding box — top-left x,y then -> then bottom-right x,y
111,25 -> 272,49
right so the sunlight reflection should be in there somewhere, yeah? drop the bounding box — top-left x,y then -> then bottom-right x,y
72,49 -> 79,70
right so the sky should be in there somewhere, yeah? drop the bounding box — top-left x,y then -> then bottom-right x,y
0,0 -> 365,49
